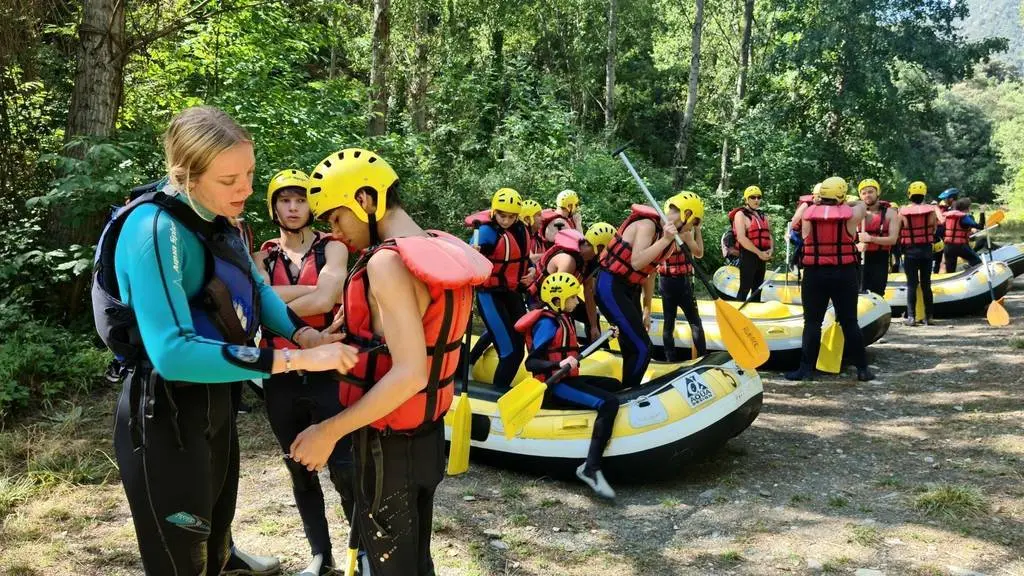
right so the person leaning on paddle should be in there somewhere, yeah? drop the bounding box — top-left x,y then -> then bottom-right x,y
289,148 -> 491,576
785,176 -> 876,383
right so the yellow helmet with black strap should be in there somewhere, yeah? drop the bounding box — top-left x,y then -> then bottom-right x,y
266,169 -> 309,221
491,188 -> 523,215
540,272 -> 583,312
308,148 -> 398,223
665,191 -> 705,225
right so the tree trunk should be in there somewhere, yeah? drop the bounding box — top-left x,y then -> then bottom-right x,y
605,0 -> 617,131
66,0 -> 126,151
411,3 -> 430,133
673,0 -> 704,187
368,0 -> 390,136
717,0 -> 754,196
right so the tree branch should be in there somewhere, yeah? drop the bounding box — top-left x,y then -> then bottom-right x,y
126,0 -> 275,53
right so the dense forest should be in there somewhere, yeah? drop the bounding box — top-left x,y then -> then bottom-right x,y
0,0 -> 1021,415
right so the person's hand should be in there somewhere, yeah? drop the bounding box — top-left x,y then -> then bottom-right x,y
559,356 -> 579,371
293,318 -> 346,349
661,221 -> 679,243
857,242 -> 868,253
290,423 -> 339,472
588,325 -> 601,342
858,232 -> 872,244
757,250 -> 771,262
298,343 -> 359,374
643,310 -> 652,331
521,268 -> 537,286
610,326 -> 620,339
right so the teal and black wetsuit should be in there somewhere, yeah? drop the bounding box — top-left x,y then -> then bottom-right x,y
103,189 -> 304,576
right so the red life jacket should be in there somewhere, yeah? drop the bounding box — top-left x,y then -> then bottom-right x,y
657,248 -> 692,277
862,201 -> 892,253
791,196 -> 815,232
340,231 -> 491,433
899,204 -> 935,246
515,308 -> 579,382
731,207 -> 772,251
801,204 -> 859,266
599,204 -> 670,285
260,233 -> 341,350
464,211 -> 531,291
943,210 -> 970,245
527,229 -> 585,298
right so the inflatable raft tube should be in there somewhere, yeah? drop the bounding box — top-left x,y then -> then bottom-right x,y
454,346 -> 763,482
992,243 -> 1024,277
632,294 -> 891,368
712,262 -> 1013,318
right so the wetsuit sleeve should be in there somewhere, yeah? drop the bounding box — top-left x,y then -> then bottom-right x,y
476,224 -> 499,255
962,214 -> 981,229
250,260 -> 307,339
121,209 -> 273,382
525,318 -> 560,374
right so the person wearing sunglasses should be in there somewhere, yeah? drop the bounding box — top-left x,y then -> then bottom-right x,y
729,185 -> 773,302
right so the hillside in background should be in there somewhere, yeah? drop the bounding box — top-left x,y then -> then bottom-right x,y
963,0 -> 1024,70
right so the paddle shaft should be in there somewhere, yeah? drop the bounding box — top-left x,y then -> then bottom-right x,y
983,232 -> 997,302
542,330 -> 615,387
970,223 -> 1000,239
859,220 -> 867,293
738,266 -> 782,311
613,149 -> 722,300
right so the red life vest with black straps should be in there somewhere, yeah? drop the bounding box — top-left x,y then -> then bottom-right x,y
260,232 -> 342,350
464,210 -> 531,291
943,210 -> 970,245
657,248 -> 692,277
899,203 -> 936,246
515,308 -> 579,382
801,204 -> 859,267
730,207 -> 772,251
599,204 -> 670,285
862,201 -> 892,253
528,229 -> 585,298
339,231 -> 491,433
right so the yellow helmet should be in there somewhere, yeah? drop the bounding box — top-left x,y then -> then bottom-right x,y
907,181 -> 927,198
665,191 -> 705,224
540,272 -> 583,312
556,189 -> 580,210
818,176 -> 849,201
932,240 -> 944,253
266,169 -> 309,220
308,149 -> 398,222
812,183 -> 822,199
585,222 -> 616,250
491,187 -> 523,215
743,185 -> 762,200
520,199 -> 542,224
858,178 -> 881,194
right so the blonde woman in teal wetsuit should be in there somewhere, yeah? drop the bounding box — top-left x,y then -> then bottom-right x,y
92,106 -> 358,576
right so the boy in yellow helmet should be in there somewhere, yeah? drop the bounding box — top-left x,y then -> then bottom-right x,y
657,192 -> 707,360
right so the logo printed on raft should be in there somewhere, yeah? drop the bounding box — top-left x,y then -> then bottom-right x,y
683,374 -> 714,408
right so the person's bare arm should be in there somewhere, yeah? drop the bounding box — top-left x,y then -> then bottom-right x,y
549,253 -> 576,274
790,204 -> 808,230
629,220 -> 675,271
685,226 -> 703,259
866,210 -> 900,247
286,241 -> 349,317
642,273 -> 655,329
584,277 -> 599,339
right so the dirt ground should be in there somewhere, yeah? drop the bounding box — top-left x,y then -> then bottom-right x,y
2,281 -> 1023,576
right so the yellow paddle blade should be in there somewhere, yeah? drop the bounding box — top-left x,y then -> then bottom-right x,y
915,286 -> 925,321
714,298 -> 770,370
987,210 -> 1006,227
987,298 -> 1010,327
815,322 -> 844,374
496,378 -> 547,439
344,547 -> 358,576
446,393 -> 471,475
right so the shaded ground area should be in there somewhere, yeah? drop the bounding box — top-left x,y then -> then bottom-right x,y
2,280 -> 1023,576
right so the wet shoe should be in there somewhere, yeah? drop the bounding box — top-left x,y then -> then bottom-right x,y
576,464 -> 616,499
857,367 -> 876,382
223,547 -> 281,575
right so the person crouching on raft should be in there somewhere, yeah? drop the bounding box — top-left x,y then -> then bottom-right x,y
731,185 -> 773,301
517,273 -> 622,499
785,176 -> 875,383
526,226 -> 607,343
290,148 -> 491,576
555,189 -> 583,230
254,169 -> 355,576
94,106 -> 357,576
898,181 -> 938,326
657,192 -> 707,361
465,188 -> 535,390
595,204 -> 677,388
942,197 -> 984,272
856,178 -> 899,296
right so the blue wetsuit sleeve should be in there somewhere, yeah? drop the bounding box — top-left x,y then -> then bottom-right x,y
962,214 -> 981,229
120,209 -> 273,382
525,318 -> 560,374
476,224 -> 499,256
251,260 -> 306,339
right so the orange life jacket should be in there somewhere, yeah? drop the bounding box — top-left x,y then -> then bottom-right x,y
862,201 -> 892,253
943,210 -> 970,245
801,204 -> 859,267
340,231 -> 491,433
899,203 -> 936,247
599,204 -> 670,285
260,232 -> 341,350
515,308 -> 579,382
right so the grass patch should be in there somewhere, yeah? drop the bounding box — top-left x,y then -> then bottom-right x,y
719,550 -> 743,563
847,524 -> 882,547
539,497 -> 560,508
509,512 -> 529,526
789,493 -> 810,504
499,476 -> 523,501
1010,337 -> 1024,350
660,496 -> 681,508
910,565 -> 945,576
0,474 -> 37,516
827,495 -> 849,509
822,556 -> 852,574
875,476 -> 903,488
913,484 -> 987,519
433,515 -> 455,534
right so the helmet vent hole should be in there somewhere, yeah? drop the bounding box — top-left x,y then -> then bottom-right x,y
323,160 -> 332,168
368,156 -> 377,163
354,150 -> 362,158
309,187 -> 322,194
312,172 -> 323,179
338,151 -> 344,159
